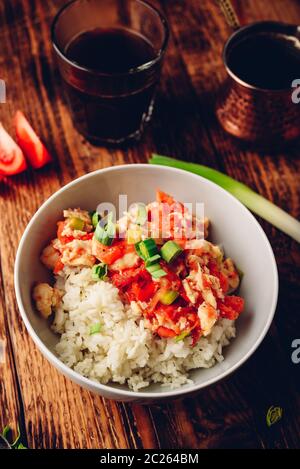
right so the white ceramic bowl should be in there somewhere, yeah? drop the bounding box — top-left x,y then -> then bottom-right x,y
15,165 -> 278,402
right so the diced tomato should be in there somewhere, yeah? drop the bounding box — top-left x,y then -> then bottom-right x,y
53,258 -> 64,274
130,281 -> 157,302
95,240 -> 125,265
15,111 -> 52,169
156,326 -> 176,338
218,296 -> 244,320
224,296 -> 244,312
0,123 -> 27,176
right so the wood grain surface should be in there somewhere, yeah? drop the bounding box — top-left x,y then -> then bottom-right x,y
0,0 -> 300,449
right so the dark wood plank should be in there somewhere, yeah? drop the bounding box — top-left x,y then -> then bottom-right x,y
0,0 -> 299,449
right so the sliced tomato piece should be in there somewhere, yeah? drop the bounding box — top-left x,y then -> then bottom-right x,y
93,240 -> 125,265
0,123 -> 27,175
130,281 -> 157,302
218,296 -> 244,320
224,296 -> 244,312
15,111 -> 52,169
156,326 -> 176,338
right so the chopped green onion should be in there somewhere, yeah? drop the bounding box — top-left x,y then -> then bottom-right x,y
92,263 -> 108,280
69,217 -> 85,231
146,263 -> 167,278
135,238 -> 158,260
160,290 -> 179,305
92,211 -> 101,228
161,240 -> 183,263
95,212 -> 115,246
150,154 -> 300,244
145,254 -> 161,266
152,270 -> 168,279
136,204 -> 147,225
175,331 -> 190,342
146,263 -> 161,273
89,323 -> 102,335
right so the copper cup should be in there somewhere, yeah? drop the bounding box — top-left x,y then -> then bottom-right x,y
216,21 -> 300,145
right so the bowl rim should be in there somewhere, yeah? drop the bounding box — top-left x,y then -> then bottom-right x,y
14,164 -> 279,399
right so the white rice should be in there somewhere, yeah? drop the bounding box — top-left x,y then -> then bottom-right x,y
52,267 -> 236,391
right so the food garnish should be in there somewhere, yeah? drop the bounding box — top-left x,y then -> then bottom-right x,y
92,263 -> 108,280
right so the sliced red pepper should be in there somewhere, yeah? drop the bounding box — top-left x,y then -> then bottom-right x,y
157,326 -> 176,338
0,123 -> 27,175
15,111 -> 52,169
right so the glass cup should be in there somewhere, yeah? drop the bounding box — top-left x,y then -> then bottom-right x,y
52,0 -> 169,145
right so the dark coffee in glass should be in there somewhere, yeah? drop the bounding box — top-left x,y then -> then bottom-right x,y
52,0 -> 169,145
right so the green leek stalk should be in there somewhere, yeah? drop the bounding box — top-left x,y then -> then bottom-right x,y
149,154 -> 300,243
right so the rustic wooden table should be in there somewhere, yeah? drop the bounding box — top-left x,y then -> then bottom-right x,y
0,0 -> 299,449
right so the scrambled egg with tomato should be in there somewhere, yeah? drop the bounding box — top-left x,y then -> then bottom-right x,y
33,191 -> 244,346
